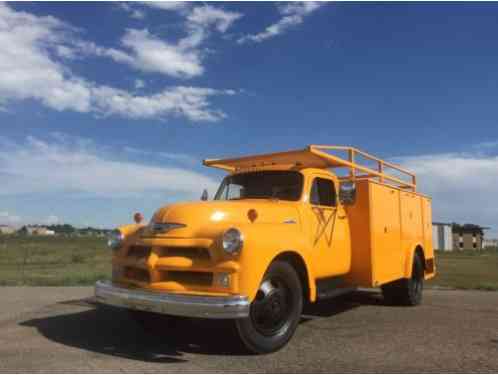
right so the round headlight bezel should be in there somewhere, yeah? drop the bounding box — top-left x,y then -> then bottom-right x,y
222,227 -> 244,255
107,229 -> 124,250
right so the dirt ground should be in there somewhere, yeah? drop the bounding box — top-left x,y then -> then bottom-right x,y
1,287 -> 497,373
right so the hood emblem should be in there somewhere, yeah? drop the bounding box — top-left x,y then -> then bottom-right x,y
150,222 -> 186,233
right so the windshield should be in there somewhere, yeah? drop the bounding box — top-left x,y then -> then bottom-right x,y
214,171 -> 303,201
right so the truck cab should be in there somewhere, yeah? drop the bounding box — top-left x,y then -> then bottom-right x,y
95,145 -> 435,353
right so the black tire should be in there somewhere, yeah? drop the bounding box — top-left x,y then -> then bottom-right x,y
235,261 -> 303,354
129,310 -> 180,333
381,253 -> 424,306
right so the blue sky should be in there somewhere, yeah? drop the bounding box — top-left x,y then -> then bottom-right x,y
1,2 -> 498,235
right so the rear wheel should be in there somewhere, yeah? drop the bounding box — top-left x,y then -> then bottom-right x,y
235,261 -> 303,354
381,253 -> 424,306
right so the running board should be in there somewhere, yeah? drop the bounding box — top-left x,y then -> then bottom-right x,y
317,287 -> 357,300
316,276 -> 357,300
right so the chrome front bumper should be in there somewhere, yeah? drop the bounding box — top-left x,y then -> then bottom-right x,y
94,280 -> 250,319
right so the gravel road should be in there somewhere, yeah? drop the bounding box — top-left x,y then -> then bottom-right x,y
1,287 -> 497,372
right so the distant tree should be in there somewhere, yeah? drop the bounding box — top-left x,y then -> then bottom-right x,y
452,223 -> 484,236
17,226 -> 28,235
46,224 -> 76,234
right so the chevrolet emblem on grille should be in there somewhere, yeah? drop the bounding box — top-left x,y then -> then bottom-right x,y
149,222 -> 187,234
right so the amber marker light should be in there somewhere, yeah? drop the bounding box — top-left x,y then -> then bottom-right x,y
134,212 -> 144,224
248,209 -> 258,223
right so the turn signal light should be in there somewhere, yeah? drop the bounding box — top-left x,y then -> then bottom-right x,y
248,209 -> 258,222
134,212 -> 144,224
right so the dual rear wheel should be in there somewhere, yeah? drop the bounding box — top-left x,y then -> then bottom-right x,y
381,253 -> 424,306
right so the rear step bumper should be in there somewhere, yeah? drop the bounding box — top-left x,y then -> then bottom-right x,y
94,280 -> 250,319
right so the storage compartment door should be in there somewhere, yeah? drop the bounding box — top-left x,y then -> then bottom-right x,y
400,192 -> 423,270
370,183 -> 403,285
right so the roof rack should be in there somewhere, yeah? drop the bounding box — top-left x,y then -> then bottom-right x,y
203,145 -> 416,191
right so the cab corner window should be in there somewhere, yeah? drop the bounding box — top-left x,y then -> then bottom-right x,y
310,178 -> 336,207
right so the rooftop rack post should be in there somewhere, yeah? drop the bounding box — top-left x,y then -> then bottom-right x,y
348,148 -> 356,180
378,161 -> 384,184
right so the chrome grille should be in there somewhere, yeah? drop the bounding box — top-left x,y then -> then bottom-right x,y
124,267 -> 150,283
164,271 -> 213,286
127,246 -> 151,260
159,247 -> 210,260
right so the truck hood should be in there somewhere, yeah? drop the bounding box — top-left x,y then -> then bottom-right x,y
147,200 -> 300,238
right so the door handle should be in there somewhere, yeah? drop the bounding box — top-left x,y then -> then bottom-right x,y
338,215 -> 346,220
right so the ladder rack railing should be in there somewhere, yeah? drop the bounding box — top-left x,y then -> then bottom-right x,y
310,145 -> 416,191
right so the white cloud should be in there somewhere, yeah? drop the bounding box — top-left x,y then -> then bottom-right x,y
187,5 -> 242,33
396,150 -> 498,235
0,211 -> 21,225
44,215 -> 60,225
101,3 -> 241,79
56,45 -> 77,59
107,5 -> 241,79
474,140 -> 498,149
238,2 -> 323,44
157,152 -> 197,165
0,135 -> 218,198
135,79 -> 145,89
0,3 -> 233,121
141,1 -> 189,12
124,146 -> 197,165
118,3 -> 146,20
117,28 -> 204,78
0,4 -> 92,112
91,85 -> 233,121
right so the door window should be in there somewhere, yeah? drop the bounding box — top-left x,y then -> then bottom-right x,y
310,178 -> 336,207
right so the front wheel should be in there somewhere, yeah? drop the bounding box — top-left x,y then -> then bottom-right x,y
235,261 -> 303,354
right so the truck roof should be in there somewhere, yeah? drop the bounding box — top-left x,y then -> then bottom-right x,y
203,145 -> 417,191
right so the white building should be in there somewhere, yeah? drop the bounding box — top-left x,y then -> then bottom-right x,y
0,225 -> 15,235
432,222 -> 453,251
483,238 -> 498,249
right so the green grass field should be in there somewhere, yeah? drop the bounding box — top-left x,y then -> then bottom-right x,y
0,235 -> 110,286
427,249 -> 498,290
0,235 -> 497,289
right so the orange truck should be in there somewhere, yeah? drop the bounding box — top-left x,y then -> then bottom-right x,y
95,145 -> 435,353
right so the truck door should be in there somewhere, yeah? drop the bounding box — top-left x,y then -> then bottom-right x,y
306,175 -> 351,278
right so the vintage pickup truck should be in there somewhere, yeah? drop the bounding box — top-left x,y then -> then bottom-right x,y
95,145 -> 435,353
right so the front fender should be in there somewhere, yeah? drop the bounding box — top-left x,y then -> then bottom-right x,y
118,223 -> 144,237
234,223 -> 313,302
114,224 -> 145,257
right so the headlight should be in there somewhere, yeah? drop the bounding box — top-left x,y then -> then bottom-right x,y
222,228 -> 243,254
107,229 -> 124,250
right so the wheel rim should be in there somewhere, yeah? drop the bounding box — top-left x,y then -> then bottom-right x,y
250,277 -> 293,337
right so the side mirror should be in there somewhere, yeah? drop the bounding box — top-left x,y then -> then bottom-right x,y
201,189 -> 208,201
339,181 -> 356,205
